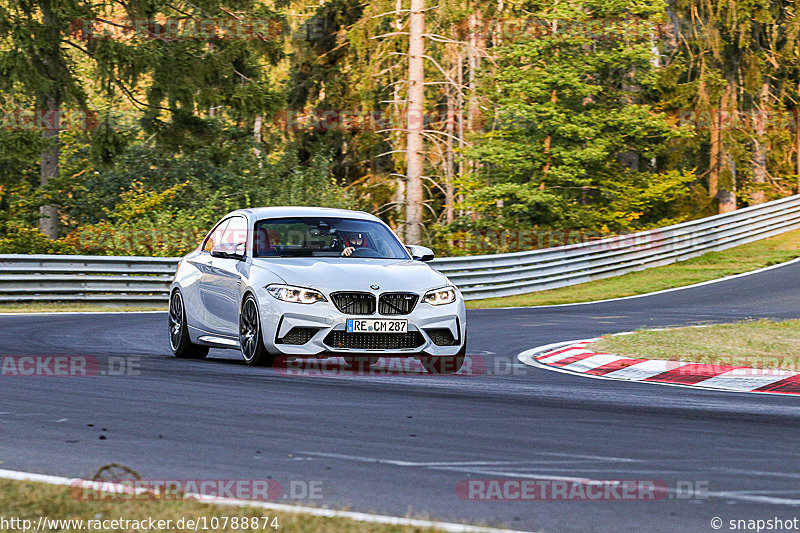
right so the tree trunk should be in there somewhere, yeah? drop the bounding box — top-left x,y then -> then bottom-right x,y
718,80 -> 737,213
542,89 -> 556,178
467,10 -> 482,132
391,0 -> 405,229
466,7 -> 484,222
252,114 -> 263,164
797,115 -> 800,195
796,84 -> 800,195
392,72 -> 405,226
445,69 -> 455,226
709,107 -> 720,200
751,142 -> 767,204
404,0 -> 425,244
39,97 -> 60,239
750,82 -> 769,204
38,1 -> 61,240
543,18 -> 560,179
718,152 -> 737,213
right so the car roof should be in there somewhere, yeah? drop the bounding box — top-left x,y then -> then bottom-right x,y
232,206 -> 380,222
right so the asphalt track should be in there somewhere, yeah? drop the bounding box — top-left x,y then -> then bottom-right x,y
1,260 -> 800,532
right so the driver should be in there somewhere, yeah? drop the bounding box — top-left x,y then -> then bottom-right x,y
341,232 -> 367,257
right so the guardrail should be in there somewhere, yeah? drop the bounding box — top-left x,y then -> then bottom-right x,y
431,193 -> 800,299
1,193 -> 799,303
0,255 -> 179,303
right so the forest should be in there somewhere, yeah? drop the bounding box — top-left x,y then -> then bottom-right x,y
1,0 -> 799,256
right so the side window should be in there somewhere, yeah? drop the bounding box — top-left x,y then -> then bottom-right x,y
202,218 -> 231,253
223,216 -> 248,252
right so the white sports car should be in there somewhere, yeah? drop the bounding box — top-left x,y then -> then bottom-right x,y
169,207 -> 467,373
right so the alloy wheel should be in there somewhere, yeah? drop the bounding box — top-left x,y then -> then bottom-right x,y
240,297 -> 259,362
169,291 -> 184,351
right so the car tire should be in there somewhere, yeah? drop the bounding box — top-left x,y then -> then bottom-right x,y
169,290 -> 210,359
239,295 -> 275,367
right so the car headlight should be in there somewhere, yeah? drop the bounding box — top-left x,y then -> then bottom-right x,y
423,286 -> 457,306
266,284 -> 327,304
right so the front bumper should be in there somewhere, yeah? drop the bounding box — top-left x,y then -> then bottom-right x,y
255,287 -> 466,357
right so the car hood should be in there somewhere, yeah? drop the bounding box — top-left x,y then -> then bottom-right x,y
251,257 -> 450,294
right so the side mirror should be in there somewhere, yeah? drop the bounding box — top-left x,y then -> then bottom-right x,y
406,245 -> 435,262
211,242 -> 245,260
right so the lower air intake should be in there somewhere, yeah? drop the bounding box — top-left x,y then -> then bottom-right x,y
278,327 -> 318,345
425,328 -> 459,346
324,331 -> 424,350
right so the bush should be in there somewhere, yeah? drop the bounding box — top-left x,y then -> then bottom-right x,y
0,227 -> 77,254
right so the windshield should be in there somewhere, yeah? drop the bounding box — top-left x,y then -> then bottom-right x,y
253,217 -> 410,259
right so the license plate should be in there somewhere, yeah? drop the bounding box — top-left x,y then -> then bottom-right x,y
346,318 -> 407,333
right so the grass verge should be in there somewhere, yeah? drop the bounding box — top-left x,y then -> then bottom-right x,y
589,319 -> 800,370
467,228 -> 800,308
0,302 -> 166,313
0,478 -> 454,533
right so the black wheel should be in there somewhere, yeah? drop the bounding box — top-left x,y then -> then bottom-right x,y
169,290 -> 209,359
343,357 -> 380,371
421,332 -> 466,375
239,295 -> 275,366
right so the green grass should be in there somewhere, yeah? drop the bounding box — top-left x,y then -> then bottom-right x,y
590,319 -> 800,370
467,228 -> 800,308
0,302 -> 167,313
0,478 -> 459,533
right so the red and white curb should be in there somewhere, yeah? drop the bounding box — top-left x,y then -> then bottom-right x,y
518,339 -> 800,395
